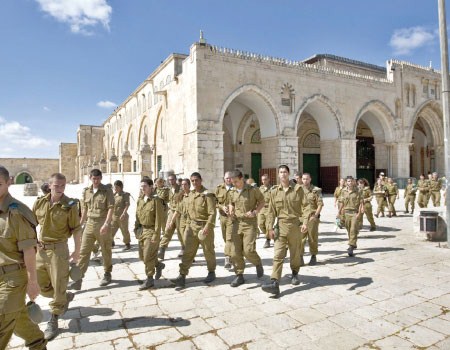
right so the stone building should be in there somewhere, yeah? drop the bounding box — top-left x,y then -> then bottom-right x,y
0,158 -> 59,183
69,37 -> 445,193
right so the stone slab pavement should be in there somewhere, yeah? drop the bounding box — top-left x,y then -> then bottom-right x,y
6,184 -> 450,350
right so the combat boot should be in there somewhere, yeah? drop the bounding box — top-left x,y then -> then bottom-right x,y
291,271 -> 300,285
157,247 -> 166,260
370,226 -> 376,232
411,210 -> 414,214
139,276 -> 154,290
170,274 -> 186,288
347,245 -> 355,257
256,264 -> 264,278
122,243 -> 131,251
99,272 -> 112,286
68,279 -> 82,291
309,255 -> 317,266
44,314 -> 59,341
224,256 -> 232,269
262,279 -> 280,295
230,274 -> 245,287
263,239 -> 271,248
155,262 -> 165,280
203,271 -> 216,283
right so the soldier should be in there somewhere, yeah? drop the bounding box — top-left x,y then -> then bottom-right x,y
417,174 -> 430,208
158,174 -> 183,260
299,173 -> 323,266
261,165 -> 304,296
111,180 -> 131,251
404,178 -> 417,214
215,172 -> 234,269
258,174 -> 272,248
228,170 -> 265,287
0,166 -> 47,350
40,183 -> 51,196
338,176 -> 364,257
294,171 -> 301,184
134,178 -> 165,290
69,169 -> 114,290
32,173 -> 81,341
357,178 -> 376,231
167,178 -> 191,245
333,178 -> 345,208
155,178 -> 169,253
426,173 -> 433,207
385,178 -> 399,217
429,172 -> 443,207
373,178 -> 387,217
171,172 -> 217,288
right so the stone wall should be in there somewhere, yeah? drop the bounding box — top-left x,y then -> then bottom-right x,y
59,143 -> 78,182
0,158 -> 59,183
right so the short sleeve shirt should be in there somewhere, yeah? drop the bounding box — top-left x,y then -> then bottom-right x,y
82,184 -> 115,219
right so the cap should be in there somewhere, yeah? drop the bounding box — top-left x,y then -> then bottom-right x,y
27,301 -> 44,324
69,264 -> 82,281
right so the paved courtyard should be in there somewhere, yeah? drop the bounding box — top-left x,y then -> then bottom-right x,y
6,185 -> 450,350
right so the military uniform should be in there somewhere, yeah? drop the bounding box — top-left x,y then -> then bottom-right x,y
135,195 -> 165,280
175,192 -> 190,243
257,184 -> 272,240
229,184 -> 264,279
77,184 -> 115,281
159,185 -> 184,251
429,178 -> 442,207
179,186 -> 216,277
333,185 -> 344,205
357,186 -> 376,230
300,185 -> 323,259
215,183 -> 233,260
404,183 -> 417,213
417,179 -> 430,208
156,186 -> 170,236
373,183 -> 387,217
0,194 -> 47,350
111,191 -> 131,246
340,187 -> 363,249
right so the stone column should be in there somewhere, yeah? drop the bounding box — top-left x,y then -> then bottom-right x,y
100,158 -> 107,173
197,130 -> 224,189
278,136 -> 299,174
140,143 -> 153,178
435,144 -> 445,175
109,155 -> 118,173
339,138 -> 357,178
391,142 -> 410,178
121,151 -> 132,173
373,143 -> 389,173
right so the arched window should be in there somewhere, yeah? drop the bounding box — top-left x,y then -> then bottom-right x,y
166,75 -> 171,85
142,94 -> 146,112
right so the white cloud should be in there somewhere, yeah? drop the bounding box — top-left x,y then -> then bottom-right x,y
390,26 -> 437,55
97,100 -> 117,109
0,118 -> 52,153
35,0 -> 112,35
43,106 -> 51,111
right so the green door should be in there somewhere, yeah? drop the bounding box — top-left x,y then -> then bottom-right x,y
251,153 -> 262,186
303,154 -> 320,186
16,172 -> 33,184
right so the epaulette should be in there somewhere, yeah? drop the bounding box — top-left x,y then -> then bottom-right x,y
271,185 -> 278,190
312,186 -> 322,193
62,198 -> 79,210
9,201 -> 38,227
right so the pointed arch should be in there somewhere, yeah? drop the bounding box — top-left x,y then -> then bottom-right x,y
408,99 -> 443,145
353,100 -> 397,142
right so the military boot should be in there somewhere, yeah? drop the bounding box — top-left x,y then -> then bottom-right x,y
224,256 -> 232,269
411,210 -> 414,214
122,243 -> 131,251
256,264 -> 264,278
309,255 -> 317,266
261,279 -> 280,295
99,272 -> 112,286
203,271 -> 216,283
139,276 -> 154,290
263,239 -> 271,248
170,274 -> 186,288
68,279 -> 82,291
44,314 -> 59,341
155,262 -> 165,280
370,226 -> 376,232
291,271 -> 300,285
157,247 -> 166,260
230,274 -> 245,287
347,245 -> 355,257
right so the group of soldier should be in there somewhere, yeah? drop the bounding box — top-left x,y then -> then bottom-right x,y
0,163 -> 446,349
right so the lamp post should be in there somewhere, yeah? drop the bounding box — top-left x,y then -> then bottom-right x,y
438,0 -> 450,246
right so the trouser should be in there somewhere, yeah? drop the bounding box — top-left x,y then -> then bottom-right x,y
388,195 -> 397,215
179,221 -> 216,276
258,209 -> 270,239
78,218 -> 113,277
139,228 -> 162,277
417,191 -> 428,208
0,269 -> 46,350
160,209 -> 184,249
358,203 -> 376,228
271,219 -> 301,281
430,191 -> 441,207
160,207 -> 168,237
426,191 -> 431,207
111,214 -> 131,245
219,215 -> 233,257
405,195 -> 416,212
375,196 -> 385,215
230,219 -> 262,275
36,243 -> 70,315
300,217 -> 319,256
344,212 -> 360,247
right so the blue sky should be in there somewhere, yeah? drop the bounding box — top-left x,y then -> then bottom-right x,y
0,0 -> 445,158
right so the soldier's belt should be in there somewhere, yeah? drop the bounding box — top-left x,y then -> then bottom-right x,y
38,241 -> 67,250
278,218 -> 300,224
141,225 -> 155,229
0,263 -> 25,277
191,220 -> 207,225
344,210 -> 357,213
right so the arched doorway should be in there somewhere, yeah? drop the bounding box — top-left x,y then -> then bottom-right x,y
15,172 -> 33,184
356,120 -> 376,187
297,114 -> 321,186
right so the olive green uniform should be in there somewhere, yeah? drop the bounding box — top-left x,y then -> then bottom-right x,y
429,179 -> 442,207
417,179 -> 430,208
0,194 -> 46,350
373,184 -> 387,216
215,183 -> 233,257
357,187 -> 376,229
404,184 -> 417,212
385,183 -> 398,215
111,191 -> 131,245
340,188 -> 363,247
33,194 -> 81,316
179,186 -> 217,276
229,184 -> 264,275
267,184 -> 304,281
160,185 -> 184,249
135,195 -> 165,277
257,185 -> 271,239
175,193 -> 189,243
78,184 -> 115,278
156,187 -> 170,236
300,185 -> 323,257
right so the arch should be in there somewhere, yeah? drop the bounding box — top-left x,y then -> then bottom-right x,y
153,106 -> 164,175
407,99 -> 443,145
218,84 -> 281,139
116,131 -> 123,156
295,94 -> 343,140
125,124 -> 134,150
137,115 -> 149,147
15,171 -> 34,184
353,100 -> 397,143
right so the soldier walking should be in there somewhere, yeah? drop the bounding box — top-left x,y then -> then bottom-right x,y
155,178 -> 169,248
429,172 -> 443,207
111,180 -> 131,251
385,178 -> 399,217
258,174 -> 272,248
373,178 -> 387,217
167,179 -> 191,246
417,174 -> 430,208
215,172 -> 234,269
357,178 -> 376,231
404,178 -> 417,214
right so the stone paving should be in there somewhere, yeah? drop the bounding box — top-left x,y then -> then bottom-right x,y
6,185 -> 450,350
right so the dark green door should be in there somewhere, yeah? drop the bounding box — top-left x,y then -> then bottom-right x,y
303,154 -> 320,186
251,153 -> 262,186
16,172 -> 33,184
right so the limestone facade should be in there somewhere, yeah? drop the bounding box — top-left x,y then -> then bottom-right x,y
68,40 -> 445,192
0,158 -> 59,183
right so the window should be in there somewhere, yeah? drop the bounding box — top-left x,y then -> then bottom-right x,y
148,93 -> 152,109
157,155 -> 162,175
133,160 -> 137,172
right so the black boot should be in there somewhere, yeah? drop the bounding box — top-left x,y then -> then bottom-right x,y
139,276 -> 154,290
263,239 -> 271,248
262,279 -> 280,295
347,245 -> 355,257
157,247 -> 166,260
230,274 -> 245,287
155,262 -> 165,280
170,274 -> 186,288
203,271 -> 216,283
291,271 -> 300,285
256,265 -> 264,278
99,272 -> 112,286
68,279 -> 82,291
44,314 -> 59,341
309,255 -> 317,266
122,243 -> 131,251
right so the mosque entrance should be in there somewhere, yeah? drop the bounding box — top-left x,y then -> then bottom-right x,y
15,172 -> 33,184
